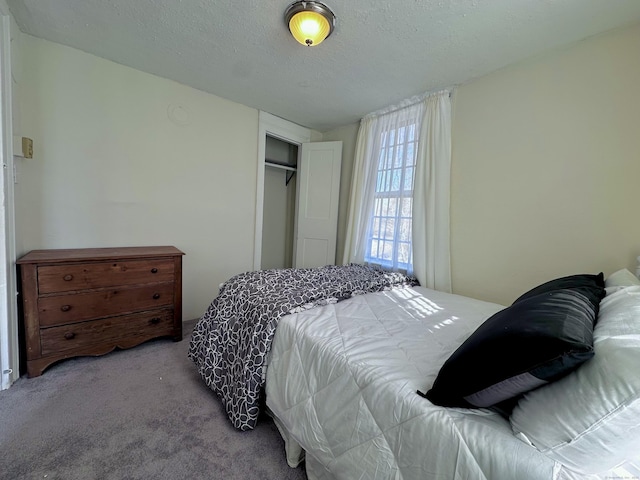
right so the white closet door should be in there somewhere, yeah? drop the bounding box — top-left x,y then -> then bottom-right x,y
294,141 -> 342,268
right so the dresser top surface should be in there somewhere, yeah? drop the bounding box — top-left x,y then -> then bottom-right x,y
17,246 -> 184,265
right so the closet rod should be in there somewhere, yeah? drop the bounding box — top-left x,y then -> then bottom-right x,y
265,159 -> 296,172
265,159 -> 296,185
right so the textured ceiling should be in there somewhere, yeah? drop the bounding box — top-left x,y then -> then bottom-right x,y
7,0 -> 640,131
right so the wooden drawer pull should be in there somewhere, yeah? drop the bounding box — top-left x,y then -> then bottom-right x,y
153,293 -> 160,299
64,332 -> 75,340
151,268 -> 158,274
60,305 -> 72,312
150,317 -> 161,325
63,274 -> 74,281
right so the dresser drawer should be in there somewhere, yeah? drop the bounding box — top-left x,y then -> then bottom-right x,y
38,282 -> 175,327
37,258 -> 175,294
40,308 -> 175,356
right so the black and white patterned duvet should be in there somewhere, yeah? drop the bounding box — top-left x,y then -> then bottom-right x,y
188,263 -> 418,430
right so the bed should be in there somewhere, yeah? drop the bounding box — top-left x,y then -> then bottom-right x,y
189,264 -> 640,480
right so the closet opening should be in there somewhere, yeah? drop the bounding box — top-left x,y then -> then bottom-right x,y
261,135 -> 299,270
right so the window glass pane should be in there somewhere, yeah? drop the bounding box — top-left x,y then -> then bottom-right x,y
393,153 -> 402,169
391,169 -> 401,191
396,144 -> 405,167
408,124 -> 415,142
398,242 -> 411,264
385,218 -> 395,239
387,197 -> 398,216
379,170 -> 387,193
381,198 -> 388,215
382,241 -> 393,261
366,120 -> 419,271
370,239 -> 379,257
399,218 -> 411,242
377,218 -> 386,240
376,170 -> 384,192
373,198 -> 382,217
398,125 -> 405,144
404,167 -> 414,191
378,148 -> 386,167
401,198 -> 412,217
385,144 -> 394,168
406,142 -> 414,164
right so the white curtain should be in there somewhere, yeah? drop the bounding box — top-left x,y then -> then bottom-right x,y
342,90 -> 451,291
412,92 -> 451,292
341,114 -> 378,266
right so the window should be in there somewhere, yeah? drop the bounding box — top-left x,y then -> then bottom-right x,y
365,122 -> 417,271
344,91 -> 451,289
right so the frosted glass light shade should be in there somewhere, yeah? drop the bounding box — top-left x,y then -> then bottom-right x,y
285,1 -> 335,47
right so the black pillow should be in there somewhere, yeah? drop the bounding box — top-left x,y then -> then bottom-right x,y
423,288 -> 598,409
513,272 -> 605,310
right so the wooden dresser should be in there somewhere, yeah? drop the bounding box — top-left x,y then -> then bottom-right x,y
17,246 -> 184,377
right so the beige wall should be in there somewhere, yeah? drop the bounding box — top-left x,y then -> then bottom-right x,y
452,24 -> 640,305
14,35 -> 259,320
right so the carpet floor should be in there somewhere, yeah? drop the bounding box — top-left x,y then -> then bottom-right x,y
0,320 -> 308,480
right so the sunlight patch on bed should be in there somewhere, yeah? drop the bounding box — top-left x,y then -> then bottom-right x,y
401,292 -> 444,316
432,316 -> 459,329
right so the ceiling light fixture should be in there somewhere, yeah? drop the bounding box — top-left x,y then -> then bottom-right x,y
284,1 -> 336,47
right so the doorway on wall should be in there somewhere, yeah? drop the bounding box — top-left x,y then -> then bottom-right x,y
261,135 -> 298,270
254,112 -> 342,272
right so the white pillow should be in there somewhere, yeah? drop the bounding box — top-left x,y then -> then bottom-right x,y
509,285 -> 640,475
605,268 -> 640,290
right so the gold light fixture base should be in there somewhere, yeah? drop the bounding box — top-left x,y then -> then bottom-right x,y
285,1 -> 336,47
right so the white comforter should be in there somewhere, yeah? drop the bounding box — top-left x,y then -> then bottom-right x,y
266,286 -> 588,480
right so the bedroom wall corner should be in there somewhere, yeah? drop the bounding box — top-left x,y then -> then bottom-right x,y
450,22 -> 640,305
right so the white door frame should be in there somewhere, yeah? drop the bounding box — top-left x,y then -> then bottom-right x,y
254,112 -> 311,271
0,6 -> 18,390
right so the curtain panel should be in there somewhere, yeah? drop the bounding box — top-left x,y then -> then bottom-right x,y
343,90 -> 452,291
412,92 -> 452,292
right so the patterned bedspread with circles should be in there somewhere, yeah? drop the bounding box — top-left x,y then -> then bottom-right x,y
188,263 -> 418,430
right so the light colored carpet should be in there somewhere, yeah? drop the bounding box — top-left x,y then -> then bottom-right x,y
0,320 -> 307,480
